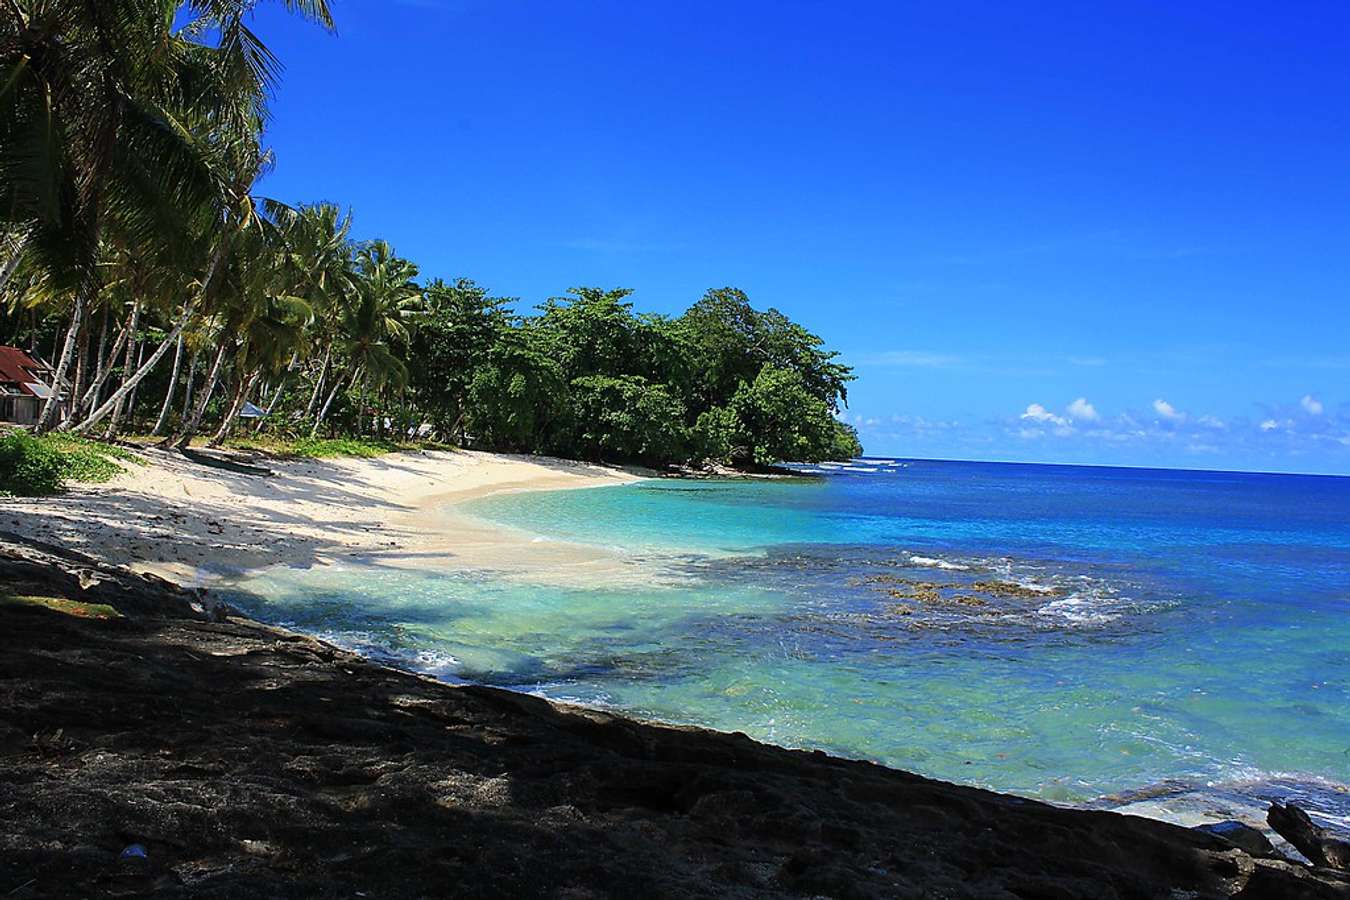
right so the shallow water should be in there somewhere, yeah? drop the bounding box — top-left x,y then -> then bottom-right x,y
230,459 -> 1350,821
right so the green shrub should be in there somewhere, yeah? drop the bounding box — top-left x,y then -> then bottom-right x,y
0,431 -> 68,495
48,435 -> 138,482
0,432 -> 135,496
287,437 -> 399,458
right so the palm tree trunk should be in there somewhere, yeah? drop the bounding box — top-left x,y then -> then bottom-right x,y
356,378 -> 365,435
311,370 -> 352,438
73,303 -> 191,435
209,369 -> 261,447
167,340 -> 228,449
92,303 -> 109,402
71,239 -> 225,435
152,331 -> 185,436
180,353 -> 198,421
125,339 -> 147,422
304,344 -> 331,418
35,290 -> 88,433
103,301 -> 142,438
77,316 -> 130,416
70,316 -> 90,419
254,372 -> 289,434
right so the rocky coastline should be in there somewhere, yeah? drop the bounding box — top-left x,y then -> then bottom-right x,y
2,534 -> 1348,898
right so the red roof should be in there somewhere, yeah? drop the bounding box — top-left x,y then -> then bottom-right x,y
0,346 -> 51,397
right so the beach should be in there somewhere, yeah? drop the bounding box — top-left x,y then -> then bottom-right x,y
0,447 -> 647,586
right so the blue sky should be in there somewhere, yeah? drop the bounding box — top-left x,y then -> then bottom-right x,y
251,0 -> 1350,474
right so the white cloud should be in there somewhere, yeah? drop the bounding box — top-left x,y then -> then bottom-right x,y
1153,399 -> 1185,422
1198,414 -> 1227,430
1260,419 -> 1280,432
1067,397 -> 1099,421
1021,403 -> 1068,427
1301,395 -> 1324,416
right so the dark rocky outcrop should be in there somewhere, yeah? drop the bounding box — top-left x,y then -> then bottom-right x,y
1,536 -> 1348,898
1196,821 -> 1280,858
1270,803 -> 1350,871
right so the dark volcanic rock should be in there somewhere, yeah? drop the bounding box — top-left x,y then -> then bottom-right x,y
1270,803 -> 1350,871
1197,821 -> 1281,858
1,537 -> 1348,899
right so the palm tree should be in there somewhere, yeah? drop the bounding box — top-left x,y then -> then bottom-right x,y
268,202 -> 356,425
312,241 -> 420,436
75,135 -> 268,437
159,139 -> 287,448
1,0 -> 335,432
207,226 -> 313,446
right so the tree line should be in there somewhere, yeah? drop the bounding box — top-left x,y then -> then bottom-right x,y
0,1 -> 861,467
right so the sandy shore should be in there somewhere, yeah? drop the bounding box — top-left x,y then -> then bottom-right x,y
0,447 -> 647,587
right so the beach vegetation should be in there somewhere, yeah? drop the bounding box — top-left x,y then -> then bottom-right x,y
0,1 -> 859,470
229,436 -> 409,459
0,430 -> 134,494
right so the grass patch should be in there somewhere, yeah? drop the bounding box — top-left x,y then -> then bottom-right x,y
46,434 -> 143,481
0,431 -> 141,496
0,593 -> 121,619
286,437 -> 403,458
225,435 -> 452,459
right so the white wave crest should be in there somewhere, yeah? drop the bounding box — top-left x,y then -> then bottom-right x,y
907,555 -> 970,571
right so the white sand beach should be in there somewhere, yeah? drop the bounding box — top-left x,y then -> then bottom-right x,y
0,448 -> 648,587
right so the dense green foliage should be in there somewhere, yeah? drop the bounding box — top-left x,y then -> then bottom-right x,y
401,283 -> 860,466
0,432 -> 65,495
0,431 -> 132,495
0,2 -> 861,469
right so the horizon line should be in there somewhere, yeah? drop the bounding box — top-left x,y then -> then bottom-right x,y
852,454 -> 1350,480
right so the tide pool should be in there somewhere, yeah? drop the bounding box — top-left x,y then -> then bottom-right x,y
230,459 -> 1350,820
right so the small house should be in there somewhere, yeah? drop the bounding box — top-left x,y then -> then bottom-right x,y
0,346 -> 63,426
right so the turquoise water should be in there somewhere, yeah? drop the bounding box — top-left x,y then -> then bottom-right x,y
231,459 -> 1350,817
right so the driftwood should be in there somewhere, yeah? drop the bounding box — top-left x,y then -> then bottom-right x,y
1268,802 -> 1350,870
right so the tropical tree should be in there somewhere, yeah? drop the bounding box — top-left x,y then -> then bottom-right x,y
409,278 -> 512,442
268,202 -> 356,426
201,222 -> 313,445
0,0 -> 334,432
465,326 -> 567,451
566,374 -> 689,463
701,365 -> 847,467
315,240 -> 420,436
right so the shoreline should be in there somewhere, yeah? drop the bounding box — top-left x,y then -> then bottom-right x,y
5,448 -> 1350,894
2,534 -> 1345,897
10,450 -> 1349,814
1,446 -> 651,587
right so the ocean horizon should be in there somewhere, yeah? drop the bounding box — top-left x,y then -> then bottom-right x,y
230,456 -> 1350,826
856,455 -> 1350,481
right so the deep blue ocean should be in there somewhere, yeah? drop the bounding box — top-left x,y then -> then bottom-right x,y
233,458 -> 1350,822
